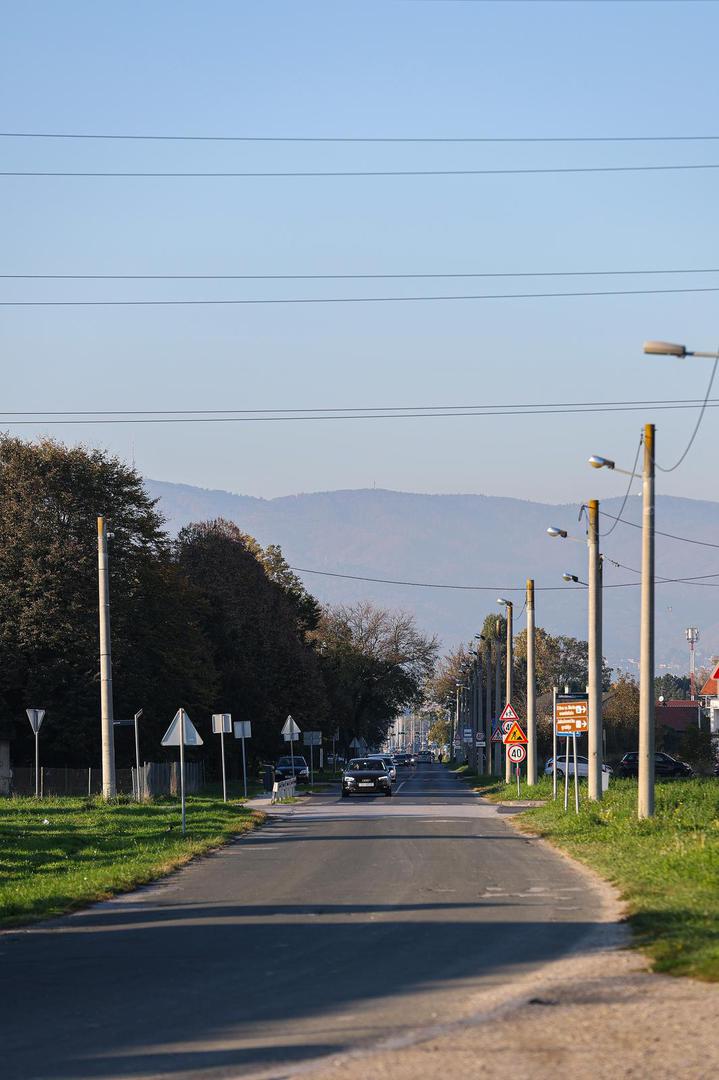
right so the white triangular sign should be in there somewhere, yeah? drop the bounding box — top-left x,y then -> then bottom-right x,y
162,709 -> 204,747
281,715 -> 300,736
711,662 -> 719,682
26,708 -> 45,734
499,703 -> 520,723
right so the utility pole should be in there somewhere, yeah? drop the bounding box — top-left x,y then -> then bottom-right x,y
686,627 -> 699,702
588,499 -> 604,800
97,516 -> 116,799
476,642 -> 484,773
494,624 -> 501,774
504,602 -> 514,783
639,424 -> 655,819
483,639 -> 492,774
526,579 -> 537,785
454,683 -> 461,760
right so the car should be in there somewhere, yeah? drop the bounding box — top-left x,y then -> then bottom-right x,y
544,754 -> 613,780
415,750 -> 433,764
614,751 -> 694,779
274,755 -> 310,784
342,758 -> 392,797
392,753 -> 414,768
366,754 -> 397,782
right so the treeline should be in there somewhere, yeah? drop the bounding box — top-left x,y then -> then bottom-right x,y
0,438 -> 436,774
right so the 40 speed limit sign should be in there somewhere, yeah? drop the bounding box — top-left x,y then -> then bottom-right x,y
507,743 -> 526,764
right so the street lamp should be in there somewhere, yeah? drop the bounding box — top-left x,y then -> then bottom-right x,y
643,340 -> 719,359
562,572 -> 588,585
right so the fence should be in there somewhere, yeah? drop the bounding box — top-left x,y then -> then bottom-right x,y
9,761 -> 205,799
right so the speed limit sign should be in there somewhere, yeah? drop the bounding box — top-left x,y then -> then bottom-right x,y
507,743 -> 526,764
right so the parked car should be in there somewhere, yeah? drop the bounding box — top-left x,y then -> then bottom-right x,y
274,755 -> 310,784
544,754 -> 613,780
366,754 -> 397,782
342,758 -> 392,798
614,751 -> 693,779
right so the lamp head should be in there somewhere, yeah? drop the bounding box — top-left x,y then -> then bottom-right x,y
546,525 -> 568,539
497,596 -> 512,606
588,455 -> 615,470
643,340 -> 687,358
562,572 -> 579,583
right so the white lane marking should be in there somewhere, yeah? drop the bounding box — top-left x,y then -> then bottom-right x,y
394,780 -> 406,794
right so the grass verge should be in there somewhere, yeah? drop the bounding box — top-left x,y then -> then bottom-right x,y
0,794 -> 264,928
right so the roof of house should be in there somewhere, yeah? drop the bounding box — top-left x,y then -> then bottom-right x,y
655,699 -> 702,731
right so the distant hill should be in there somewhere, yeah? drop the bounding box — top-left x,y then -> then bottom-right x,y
145,480 -> 719,672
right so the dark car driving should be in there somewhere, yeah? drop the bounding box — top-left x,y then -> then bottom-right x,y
392,753 -> 414,768
614,751 -> 693,779
274,755 -> 310,784
342,758 -> 392,798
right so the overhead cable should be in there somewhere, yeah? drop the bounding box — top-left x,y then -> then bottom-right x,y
3,131 -> 719,143
5,163 -> 719,178
3,266 -> 719,281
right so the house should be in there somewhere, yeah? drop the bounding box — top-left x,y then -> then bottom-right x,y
655,698 -> 703,734
699,675 -> 719,736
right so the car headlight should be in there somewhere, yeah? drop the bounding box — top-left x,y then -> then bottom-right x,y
344,777 -> 356,784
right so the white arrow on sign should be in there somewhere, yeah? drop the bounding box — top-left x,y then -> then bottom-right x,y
281,715 -> 301,737
26,709 -> 45,734
162,709 -> 204,747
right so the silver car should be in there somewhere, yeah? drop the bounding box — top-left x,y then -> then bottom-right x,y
544,754 -> 613,779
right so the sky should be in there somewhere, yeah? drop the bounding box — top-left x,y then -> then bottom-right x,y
2,0 -> 719,505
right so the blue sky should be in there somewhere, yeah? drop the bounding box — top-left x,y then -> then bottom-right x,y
2,0 -> 719,503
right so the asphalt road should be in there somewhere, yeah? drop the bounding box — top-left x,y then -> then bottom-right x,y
1,765 -> 608,1080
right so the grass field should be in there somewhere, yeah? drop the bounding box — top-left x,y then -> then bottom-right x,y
456,768 -> 719,981
0,794 -> 263,928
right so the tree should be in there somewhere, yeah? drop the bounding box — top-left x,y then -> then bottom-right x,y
314,602 -> 437,751
175,519 -> 328,767
603,673 -> 639,756
0,436 -> 213,765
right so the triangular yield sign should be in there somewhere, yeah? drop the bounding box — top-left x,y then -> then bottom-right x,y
503,721 -> 528,745
499,703 -> 520,723
162,709 -> 204,747
282,715 -> 301,736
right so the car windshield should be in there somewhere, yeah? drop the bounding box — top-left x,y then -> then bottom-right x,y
277,757 -> 307,767
347,759 -> 385,771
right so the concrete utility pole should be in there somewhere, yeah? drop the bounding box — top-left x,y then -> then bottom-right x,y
526,579 -> 537,785
587,499 -> 604,800
97,516 -> 116,799
476,642 -> 484,772
498,600 -> 514,783
483,639 -> 492,774
638,424 -> 655,819
454,683 -> 462,760
494,624 -> 502,774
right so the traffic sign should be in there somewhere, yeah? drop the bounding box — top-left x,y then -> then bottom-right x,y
711,662 -> 719,682
503,721 -> 528,745
303,731 -> 322,746
162,709 -> 203,747
233,721 -> 252,739
491,726 -> 504,744
26,708 -> 45,734
507,743 -> 526,764
499,703 -> 520,724
463,726 -> 473,742
282,715 -> 301,737
212,713 -> 232,734
475,733 -> 486,746
501,719 -> 514,735
555,695 -> 588,735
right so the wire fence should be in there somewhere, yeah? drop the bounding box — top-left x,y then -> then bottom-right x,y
9,761 -> 205,799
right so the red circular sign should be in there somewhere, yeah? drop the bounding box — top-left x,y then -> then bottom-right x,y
507,744 -> 527,763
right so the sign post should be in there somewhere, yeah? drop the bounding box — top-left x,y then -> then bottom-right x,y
281,715 -> 301,778
555,694 -> 588,815
162,709 -> 203,834
26,709 -> 46,798
303,731 -> 322,784
507,743 -> 526,797
212,713 -> 232,802
233,720 -> 252,798
133,709 -> 143,800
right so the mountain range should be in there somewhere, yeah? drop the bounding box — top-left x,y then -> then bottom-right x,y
145,480 -> 719,673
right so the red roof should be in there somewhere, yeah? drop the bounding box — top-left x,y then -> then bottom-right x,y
655,699 -> 702,731
700,678 -> 718,697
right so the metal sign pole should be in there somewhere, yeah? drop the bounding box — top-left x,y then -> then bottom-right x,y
516,763 -> 520,798
310,742 -> 314,786
552,687 -> 558,800
134,710 -> 142,801
220,727 -> 227,803
179,708 -> 186,835
573,734 -> 580,814
241,733 -> 247,799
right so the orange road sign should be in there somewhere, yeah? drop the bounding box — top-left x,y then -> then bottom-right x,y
555,698 -> 588,734
503,721 -> 528,745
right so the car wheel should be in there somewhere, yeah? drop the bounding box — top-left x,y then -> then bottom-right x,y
385,789 -> 392,797
556,769 -> 564,779
341,789 -> 349,799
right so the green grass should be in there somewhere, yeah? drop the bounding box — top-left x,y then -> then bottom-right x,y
0,794 -> 264,928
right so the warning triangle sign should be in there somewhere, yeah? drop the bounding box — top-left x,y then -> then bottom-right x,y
503,721 -> 528,745
499,703 -> 520,723
161,709 -> 204,747
491,726 -> 504,744
711,662 -> 719,682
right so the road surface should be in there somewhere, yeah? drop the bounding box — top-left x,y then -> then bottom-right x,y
1,765 -> 610,1080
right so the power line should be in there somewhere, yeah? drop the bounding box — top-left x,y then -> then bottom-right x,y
599,436 -> 643,537
0,396 -> 712,417
289,565 -> 719,591
6,400 -> 719,426
598,509 -> 719,549
3,266 -> 718,281
4,285 -> 719,307
654,353 -> 719,473
3,131 -> 719,143
4,163 -> 719,178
